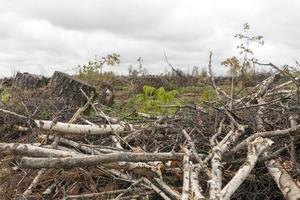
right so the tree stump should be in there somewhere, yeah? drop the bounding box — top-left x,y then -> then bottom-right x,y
0,77 -> 13,88
49,71 -> 96,106
14,72 -> 49,90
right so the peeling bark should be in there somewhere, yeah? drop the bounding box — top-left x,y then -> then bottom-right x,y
19,152 -> 193,169
219,137 -> 273,200
190,167 -> 205,200
35,120 -> 133,135
0,143 -> 81,157
266,159 -> 300,200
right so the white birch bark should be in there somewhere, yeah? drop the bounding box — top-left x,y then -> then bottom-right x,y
19,152 -> 193,169
0,143 -> 81,157
181,150 -> 191,200
219,137 -> 273,200
190,167 -> 205,200
266,159 -> 300,200
209,126 -> 245,199
35,120 -> 133,135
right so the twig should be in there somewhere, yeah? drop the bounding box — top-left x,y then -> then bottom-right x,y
228,124 -> 300,155
182,129 -> 206,169
141,177 -> 171,200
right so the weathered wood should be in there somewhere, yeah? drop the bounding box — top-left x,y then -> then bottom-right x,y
0,143 -> 81,157
49,71 -> 96,105
266,159 -> 300,200
0,77 -> 13,88
19,152 -> 206,169
14,72 -> 49,89
35,120 -> 133,135
219,137 -> 273,200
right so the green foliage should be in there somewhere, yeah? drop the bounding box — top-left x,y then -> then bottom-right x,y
236,89 -> 247,98
0,89 -> 11,104
177,86 -> 200,94
78,53 -> 120,80
143,85 -> 156,96
177,86 -> 216,103
128,85 -> 179,115
38,108 -> 50,119
201,87 -> 216,102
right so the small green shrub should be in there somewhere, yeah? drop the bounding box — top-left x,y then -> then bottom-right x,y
77,53 -> 120,84
0,89 -> 11,104
128,85 -> 179,115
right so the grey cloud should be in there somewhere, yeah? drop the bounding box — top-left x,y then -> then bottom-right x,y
0,0 -> 300,77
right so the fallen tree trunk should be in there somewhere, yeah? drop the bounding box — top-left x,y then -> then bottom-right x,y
0,143 -> 81,157
19,152 -> 204,169
35,120 -> 133,135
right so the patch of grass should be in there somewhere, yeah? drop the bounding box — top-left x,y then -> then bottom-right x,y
38,108 -> 50,119
201,86 -> 216,102
177,86 -> 202,94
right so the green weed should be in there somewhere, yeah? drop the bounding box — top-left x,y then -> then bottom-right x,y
128,85 -> 179,115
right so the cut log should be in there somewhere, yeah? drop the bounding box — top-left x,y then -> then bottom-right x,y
14,72 -> 49,89
34,119 -> 133,135
49,71 -> 96,106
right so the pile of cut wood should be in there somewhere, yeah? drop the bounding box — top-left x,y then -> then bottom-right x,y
1,67 -> 300,200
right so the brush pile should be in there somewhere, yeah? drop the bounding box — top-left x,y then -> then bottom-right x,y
1,65 -> 300,200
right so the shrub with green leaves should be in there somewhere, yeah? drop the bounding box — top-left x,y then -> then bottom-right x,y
128,85 -> 179,115
0,89 -> 11,104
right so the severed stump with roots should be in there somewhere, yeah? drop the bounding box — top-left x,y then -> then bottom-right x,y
14,72 -> 49,90
49,71 -> 96,106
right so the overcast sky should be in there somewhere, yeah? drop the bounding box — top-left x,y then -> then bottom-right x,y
0,0 -> 299,77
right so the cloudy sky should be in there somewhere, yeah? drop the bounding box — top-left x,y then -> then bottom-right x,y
0,0 -> 299,77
